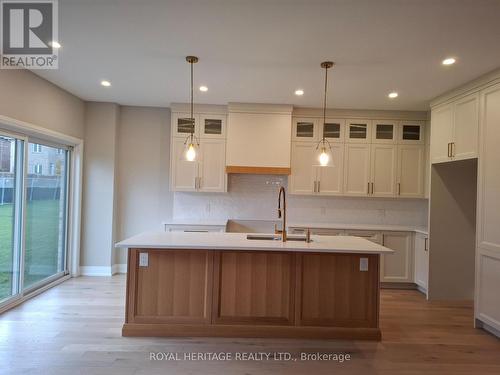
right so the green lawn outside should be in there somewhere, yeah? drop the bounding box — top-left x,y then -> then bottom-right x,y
0,200 -> 62,301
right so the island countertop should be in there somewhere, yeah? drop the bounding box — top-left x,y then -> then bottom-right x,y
116,231 -> 393,254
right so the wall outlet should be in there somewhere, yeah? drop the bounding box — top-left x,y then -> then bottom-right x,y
139,252 -> 149,267
359,258 -> 368,272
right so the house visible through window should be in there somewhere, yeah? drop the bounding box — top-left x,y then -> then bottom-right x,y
32,144 -> 42,153
33,164 -> 42,174
49,163 -> 55,175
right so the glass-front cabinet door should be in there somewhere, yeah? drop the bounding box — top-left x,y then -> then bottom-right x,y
372,120 -> 398,144
321,118 -> 345,143
399,121 -> 424,144
292,118 -> 318,141
346,119 -> 372,143
200,114 -> 226,139
172,112 -> 199,138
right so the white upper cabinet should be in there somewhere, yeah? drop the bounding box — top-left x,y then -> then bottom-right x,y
292,118 -> 318,141
172,112 -> 200,138
370,144 -> 397,197
397,145 -> 425,198
453,93 -> 479,161
171,137 -> 198,191
430,92 -> 479,164
372,120 -> 398,144
431,103 -> 454,163
199,114 -> 226,139
289,142 -> 316,194
398,121 -> 425,144
289,142 -> 344,195
344,143 -> 371,196
198,139 -> 227,192
346,119 -> 372,143
292,117 -> 345,143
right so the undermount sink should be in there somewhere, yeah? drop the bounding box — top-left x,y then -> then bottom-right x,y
246,234 -> 311,242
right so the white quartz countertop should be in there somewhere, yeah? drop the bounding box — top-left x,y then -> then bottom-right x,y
288,222 -> 429,235
116,231 -> 394,254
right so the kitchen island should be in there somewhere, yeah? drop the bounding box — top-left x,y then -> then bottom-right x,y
116,231 -> 393,340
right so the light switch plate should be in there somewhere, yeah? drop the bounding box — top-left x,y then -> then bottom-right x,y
360,258 -> 368,271
139,252 -> 149,267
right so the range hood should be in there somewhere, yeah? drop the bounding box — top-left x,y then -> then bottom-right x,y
225,103 -> 293,175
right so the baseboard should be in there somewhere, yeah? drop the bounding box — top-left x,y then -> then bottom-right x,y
79,266 -> 113,276
476,319 -> 500,339
380,282 -> 418,290
112,263 -> 127,274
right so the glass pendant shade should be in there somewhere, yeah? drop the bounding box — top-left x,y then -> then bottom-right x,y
185,142 -> 197,161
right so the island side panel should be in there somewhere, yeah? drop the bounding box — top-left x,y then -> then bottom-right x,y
212,250 -> 296,325
296,253 -> 379,328
126,249 -> 214,325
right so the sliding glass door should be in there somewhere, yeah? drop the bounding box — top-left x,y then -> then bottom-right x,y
24,142 -> 69,289
0,134 -> 23,303
0,132 -> 70,307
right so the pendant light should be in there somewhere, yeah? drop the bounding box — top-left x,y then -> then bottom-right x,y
316,61 -> 335,166
184,56 -> 200,162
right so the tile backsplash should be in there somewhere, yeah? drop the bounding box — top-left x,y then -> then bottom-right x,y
172,174 -> 428,227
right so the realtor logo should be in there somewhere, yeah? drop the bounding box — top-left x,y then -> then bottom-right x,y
1,0 -> 58,69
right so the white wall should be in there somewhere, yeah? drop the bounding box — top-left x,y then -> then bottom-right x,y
0,70 -> 85,138
80,102 -> 120,270
115,106 -> 172,264
173,174 -> 428,228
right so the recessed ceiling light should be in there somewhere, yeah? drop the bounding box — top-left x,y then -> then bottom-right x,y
101,80 -> 111,87
295,89 -> 304,96
442,57 -> 456,66
49,41 -> 61,49
388,92 -> 398,99
199,86 -> 208,92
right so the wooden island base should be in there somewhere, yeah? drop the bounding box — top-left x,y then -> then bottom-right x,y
124,248 -> 381,340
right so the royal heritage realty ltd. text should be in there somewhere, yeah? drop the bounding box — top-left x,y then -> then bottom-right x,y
150,352 -> 352,362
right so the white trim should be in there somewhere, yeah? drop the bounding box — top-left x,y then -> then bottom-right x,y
112,263 -> 127,274
79,266 -> 113,277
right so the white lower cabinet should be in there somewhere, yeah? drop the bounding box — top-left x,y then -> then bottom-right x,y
414,232 -> 429,291
171,138 -> 227,192
380,232 -> 414,283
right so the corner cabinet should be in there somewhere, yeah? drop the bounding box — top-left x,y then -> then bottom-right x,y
170,107 -> 227,192
430,92 -> 479,164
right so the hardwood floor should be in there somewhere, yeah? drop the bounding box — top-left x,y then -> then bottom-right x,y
0,275 -> 499,375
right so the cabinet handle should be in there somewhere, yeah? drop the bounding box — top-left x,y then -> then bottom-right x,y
397,182 -> 401,195
367,182 -> 370,195
318,181 -> 321,193
451,142 -> 455,157
447,142 -> 451,158
424,237 -> 428,251
371,182 -> 374,195
198,177 -> 202,189
313,181 -> 317,193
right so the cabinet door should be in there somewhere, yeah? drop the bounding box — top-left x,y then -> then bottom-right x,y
200,114 -> 226,139
321,118 -> 345,143
396,145 -> 425,198
316,144 -> 344,195
290,142 -> 316,194
414,233 -> 429,291
399,121 -> 425,145
344,144 -> 371,196
172,113 -> 199,138
292,117 -> 318,141
198,139 -> 226,192
381,232 -> 413,283
453,93 -> 479,161
370,144 -> 397,197
430,104 -> 454,163
372,120 -> 398,144
346,119 -> 372,143
171,138 -> 198,191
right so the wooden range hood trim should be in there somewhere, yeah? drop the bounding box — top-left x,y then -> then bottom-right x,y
225,166 -> 291,175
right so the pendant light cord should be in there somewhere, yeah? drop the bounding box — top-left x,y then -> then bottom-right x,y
323,65 -> 328,142
190,59 -> 194,141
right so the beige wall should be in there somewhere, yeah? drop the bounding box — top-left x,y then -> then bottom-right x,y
0,70 -> 85,138
80,102 -> 120,269
115,106 -> 172,265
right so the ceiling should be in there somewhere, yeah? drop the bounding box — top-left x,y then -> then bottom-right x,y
34,0 -> 500,111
